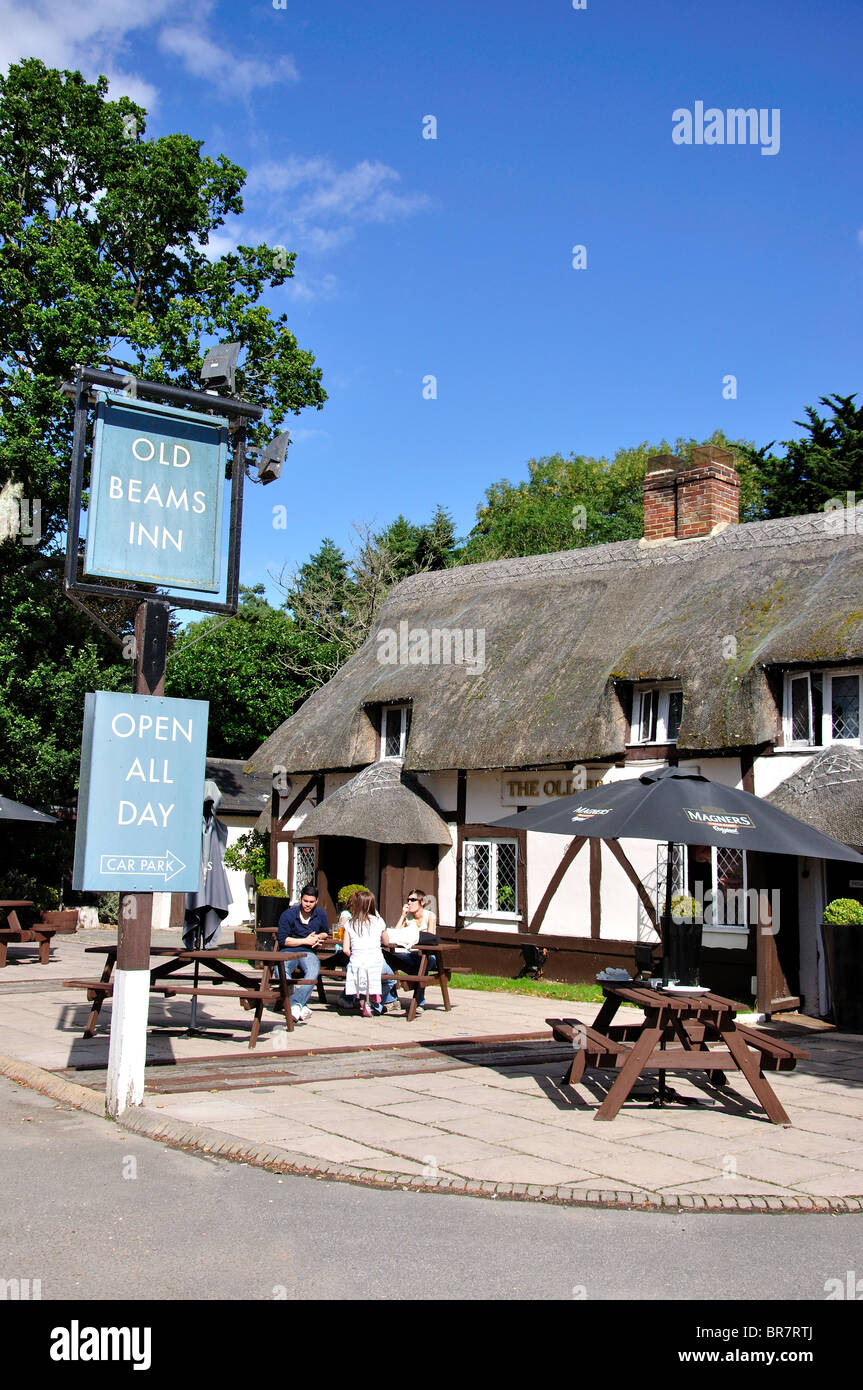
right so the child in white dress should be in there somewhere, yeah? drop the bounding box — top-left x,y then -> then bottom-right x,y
342,890 -> 390,1017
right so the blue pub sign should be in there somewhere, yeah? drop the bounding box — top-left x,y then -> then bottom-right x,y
84,392 -> 228,591
73,692 -> 209,893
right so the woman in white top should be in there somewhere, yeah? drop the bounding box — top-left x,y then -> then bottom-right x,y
382,888 -> 437,1011
342,889 -> 390,1017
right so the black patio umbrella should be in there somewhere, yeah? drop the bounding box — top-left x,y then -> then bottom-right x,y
497,766 -> 863,1106
0,795 -> 58,824
496,766 -> 863,976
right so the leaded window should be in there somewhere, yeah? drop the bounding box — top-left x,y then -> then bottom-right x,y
783,670 -> 861,747
462,838 -> 519,915
291,843 -> 316,901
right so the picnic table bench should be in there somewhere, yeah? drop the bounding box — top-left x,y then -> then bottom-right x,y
64,944 -> 306,1049
250,931 -> 460,1023
0,903 -> 77,967
548,983 -> 809,1125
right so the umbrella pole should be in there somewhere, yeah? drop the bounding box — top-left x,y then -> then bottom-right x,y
657,841 -> 674,1105
188,917 -> 202,1034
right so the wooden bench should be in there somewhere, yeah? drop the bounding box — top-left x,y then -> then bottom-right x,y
64,945 -> 303,1048
0,904 -> 77,966
549,986 -> 809,1124
316,941 -> 458,1022
252,931 -> 459,1022
547,1017 -> 633,1085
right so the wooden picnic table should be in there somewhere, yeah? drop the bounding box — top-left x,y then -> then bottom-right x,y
254,930 -> 459,1022
64,943 -> 308,1049
548,983 -> 808,1125
0,901 -> 77,966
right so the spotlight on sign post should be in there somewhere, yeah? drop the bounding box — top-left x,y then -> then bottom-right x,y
253,429 -> 291,485
200,342 -> 241,393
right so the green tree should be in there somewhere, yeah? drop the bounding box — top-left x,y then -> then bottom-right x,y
742,394 -> 863,519
165,598 -> 321,757
0,60 -> 325,894
278,510 -> 457,685
378,505 -> 456,580
459,432 -> 762,563
0,59 -> 326,543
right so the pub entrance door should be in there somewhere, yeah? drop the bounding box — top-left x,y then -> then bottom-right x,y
315,836 -> 367,922
379,844 -> 439,926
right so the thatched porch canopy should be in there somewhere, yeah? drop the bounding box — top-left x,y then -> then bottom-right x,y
291,761 -> 453,846
247,510 -> 863,775
766,746 -> 863,852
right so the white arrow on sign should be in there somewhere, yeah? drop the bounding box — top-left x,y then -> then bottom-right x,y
99,852 -> 187,883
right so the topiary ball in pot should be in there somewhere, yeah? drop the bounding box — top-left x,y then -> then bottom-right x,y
822,898 -> 863,1031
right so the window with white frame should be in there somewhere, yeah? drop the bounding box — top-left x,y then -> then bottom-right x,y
631,684 -> 684,744
291,843 -> 316,901
462,838 -> 519,916
379,704 -> 412,760
655,842 -> 749,931
783,669 -> 862,748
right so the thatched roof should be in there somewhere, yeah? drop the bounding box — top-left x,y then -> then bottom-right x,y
292,761 -> 452,845
248,510 -> 863,775
765,747 -> 863,851
205,759 -> 271,814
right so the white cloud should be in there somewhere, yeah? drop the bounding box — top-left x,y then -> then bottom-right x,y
281,272 -> 338,303
246,156 -> 431,255
0,0 -> 298,107
0,0 -> 173,106
158,25 -> 298,95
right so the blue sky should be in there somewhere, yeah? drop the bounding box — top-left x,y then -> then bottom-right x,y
4,0 -> 863,599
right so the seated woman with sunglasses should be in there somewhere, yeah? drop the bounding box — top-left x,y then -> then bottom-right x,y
381,890 -> 437,1013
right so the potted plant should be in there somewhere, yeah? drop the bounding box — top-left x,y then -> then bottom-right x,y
668,893 -> 704,986
821,898 -> 863,1031
254,877 -> 290,938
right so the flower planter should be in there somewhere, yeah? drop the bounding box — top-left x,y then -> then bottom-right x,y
254,895 -> 289,949
822,921 -> 863,1032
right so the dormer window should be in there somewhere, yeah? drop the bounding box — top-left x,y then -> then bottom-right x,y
380,704 -> 412,761
783,669 -> 861,747
631,684 -> 683,745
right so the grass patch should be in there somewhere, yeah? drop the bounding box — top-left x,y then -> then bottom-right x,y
449,971 -> 604,1003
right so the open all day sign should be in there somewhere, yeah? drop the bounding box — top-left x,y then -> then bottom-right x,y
84,392 -> 228,592
73,692 -> 208,892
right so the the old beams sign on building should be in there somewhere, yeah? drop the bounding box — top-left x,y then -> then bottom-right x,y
84,392 -> 228,591
73,692 -> 208,893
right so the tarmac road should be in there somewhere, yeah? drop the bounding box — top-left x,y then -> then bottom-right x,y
1,1076 -> 861,1304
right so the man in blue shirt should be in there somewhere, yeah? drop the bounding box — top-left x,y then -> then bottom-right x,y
277,884 -> 329,1023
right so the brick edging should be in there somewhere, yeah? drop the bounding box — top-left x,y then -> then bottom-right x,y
2,1053 -> 861,1214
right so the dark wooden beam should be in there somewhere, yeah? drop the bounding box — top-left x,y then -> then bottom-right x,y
589,838 -> 602,939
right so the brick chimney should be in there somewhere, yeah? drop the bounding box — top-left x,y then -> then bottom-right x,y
643,446 -> 740,541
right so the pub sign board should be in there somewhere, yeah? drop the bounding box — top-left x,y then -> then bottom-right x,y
73,692 -> 208,893
84,392 -> 228,592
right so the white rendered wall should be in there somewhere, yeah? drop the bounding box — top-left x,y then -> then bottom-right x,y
222,817 -> 257,925
752,750 -> 816,798
461,756 -> 746,943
